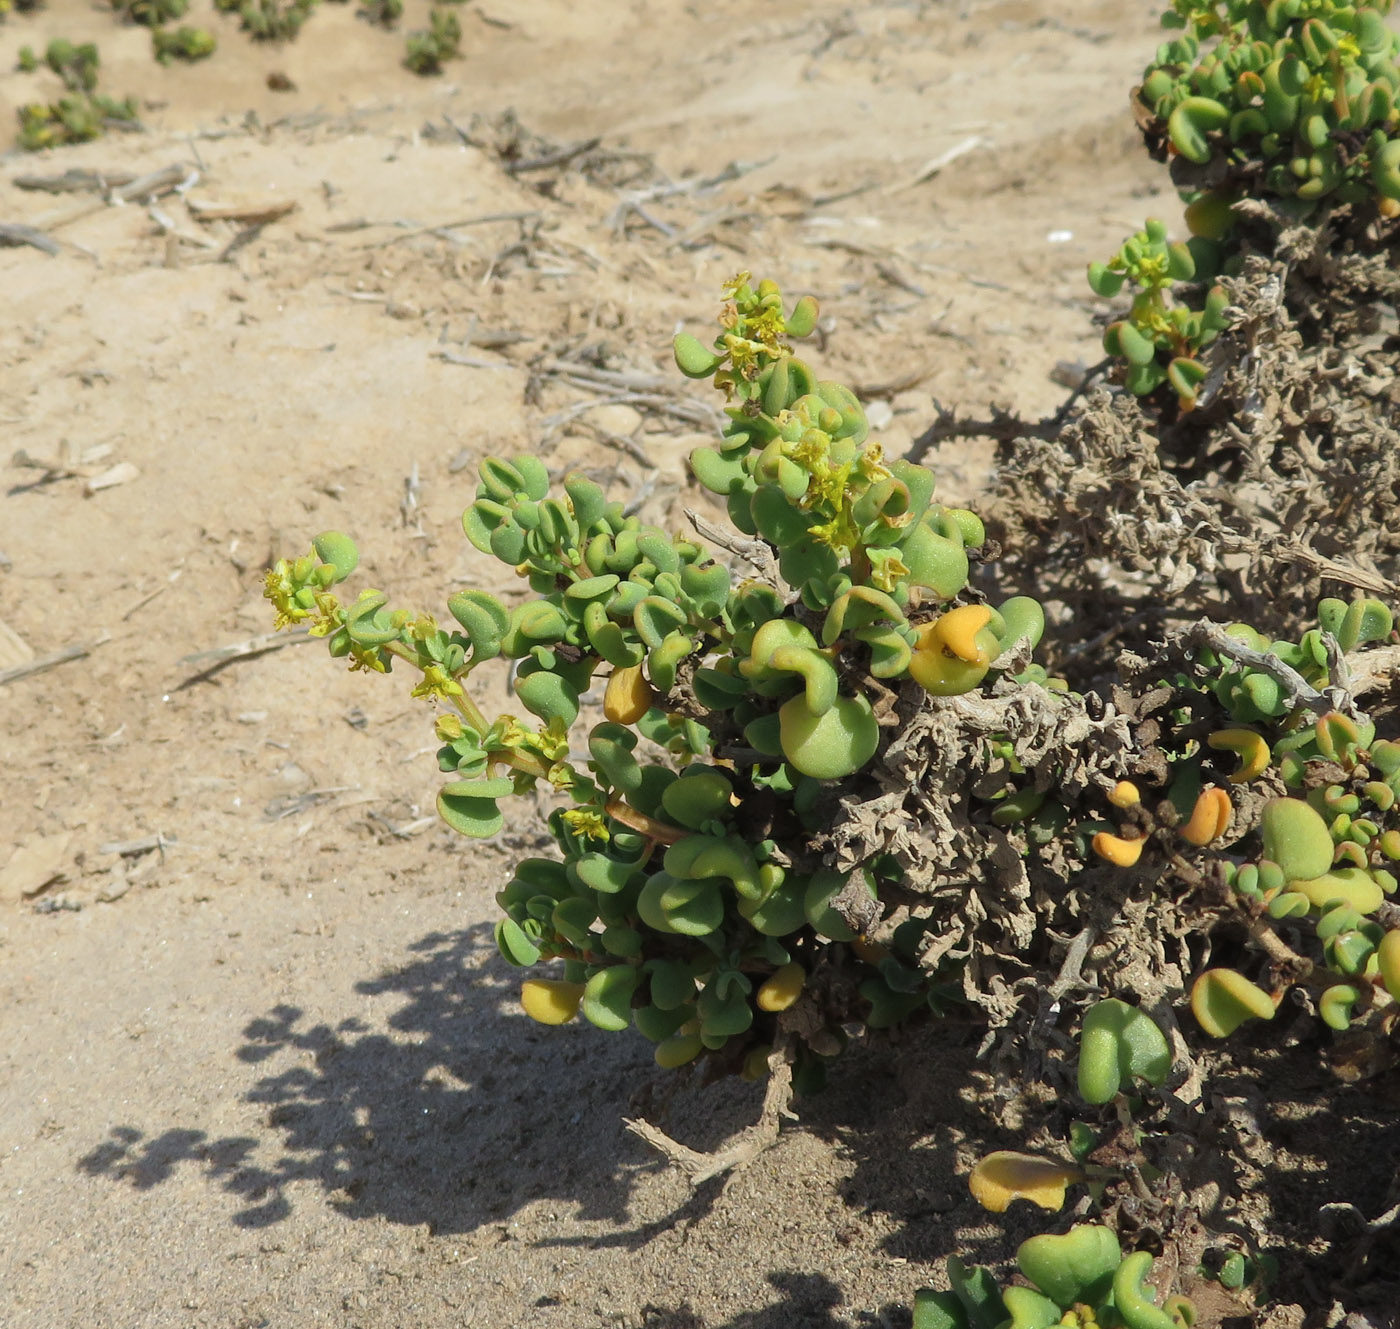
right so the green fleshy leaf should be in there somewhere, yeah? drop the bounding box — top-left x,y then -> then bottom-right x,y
438,775 -> 514,839
1078,999 -> 1171,1105
581,966 -> 640,1032
495,916 -> 541,966
515,669 -> 581,727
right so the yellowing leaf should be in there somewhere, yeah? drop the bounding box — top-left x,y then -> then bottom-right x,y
968,1151 -> 1083,1214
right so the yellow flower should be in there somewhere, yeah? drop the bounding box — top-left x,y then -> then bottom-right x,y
407,613 -> 439,643
410,664 -> 463,700
347,644 -> 388,674
494,715 -> 531,749
533,716 -> 572,764
307,589 -> 342,637
867,549 -> 910,593
545,761 -> 576,791
808,516 -> 858,553
722,333 -> 769,381
746,306 -> 789,353
855,442 -> 891,484
263,562 -> 311,630
560,807 -> 609,842
721,269 -> 752,297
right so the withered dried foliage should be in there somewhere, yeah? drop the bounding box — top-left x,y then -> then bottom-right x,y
989,235 -> 1400,663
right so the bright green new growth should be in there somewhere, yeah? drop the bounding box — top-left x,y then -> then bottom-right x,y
1077,999 -> 1172,1104
1148,0 -> 1400,207
1092,0 -> 1400,406
266,274 -> 1046,1073
1089,219 -> 1230,408
913,1226 -> 1194,1329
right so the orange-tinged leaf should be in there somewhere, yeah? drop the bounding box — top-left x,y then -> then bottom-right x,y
1206,728 -> 1270,784
1190,969 -> 1277,1037
1108,780 -> 1141,809
756,962 -> 806,1012
1092,831 -> 1145,867
1180,786 -> 1232,846
928,604 -> 995,664
968,1151 -> 1083,1214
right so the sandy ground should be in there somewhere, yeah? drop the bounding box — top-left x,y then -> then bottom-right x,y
0,2 -> 1256,1325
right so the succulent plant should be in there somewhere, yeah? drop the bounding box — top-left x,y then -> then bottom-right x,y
267,276 -> 1049,1073
1079,599 -> 1400,1043
29,37 -> 101,92
1093,0 -> 1400,407
404,7 -> 460,74
914,1226 -> 1195,1329
151,25 -> 216,63
358,0 -> 401,26
1143,0 -> 1400,212
111,0 -> 188,26
14,39 -> 140,151
214,0 -> 318,41
1088,219 -> 1231,409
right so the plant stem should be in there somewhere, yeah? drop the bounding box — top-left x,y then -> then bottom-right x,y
605,797 -> 688,845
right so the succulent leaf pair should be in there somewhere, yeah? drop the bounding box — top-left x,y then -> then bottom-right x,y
914,1226 -> 1193,1329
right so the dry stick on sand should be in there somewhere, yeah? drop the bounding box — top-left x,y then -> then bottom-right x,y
36,163 -> 199,233
624,1037 -> 797,1185
342,210 -> 541,249
530,355 -> 721,441
0,635 -> 109,688
174,627 -> 318,689
606,157 -> 774,238
99,832 -> 176,858
13,167 -> 138,194
883,134 -> 985,196
0,223 -> 62,257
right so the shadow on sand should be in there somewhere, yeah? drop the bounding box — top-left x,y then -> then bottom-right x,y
78,923 -> 668,1234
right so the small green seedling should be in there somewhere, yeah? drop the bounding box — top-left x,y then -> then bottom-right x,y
1089,218 -> 1229,408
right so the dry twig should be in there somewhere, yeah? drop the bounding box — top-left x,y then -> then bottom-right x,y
684,509 -> 782,585
175,627 -> 317,689
0,223 -> 62,256
1180,620 -> 1357,720
624,1039 -> 796,1185
0,635 -> 109,687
